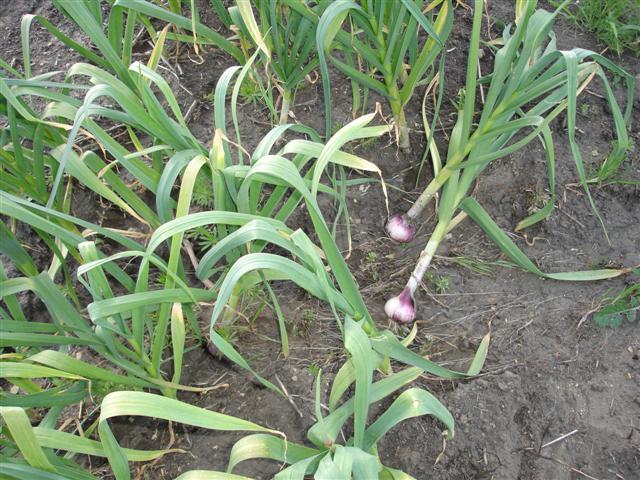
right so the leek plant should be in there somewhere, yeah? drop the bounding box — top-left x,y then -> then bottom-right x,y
316,0 -> 453,150
384,0 -> 635,323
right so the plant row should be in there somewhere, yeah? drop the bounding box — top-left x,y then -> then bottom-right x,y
0,0 -> 635,479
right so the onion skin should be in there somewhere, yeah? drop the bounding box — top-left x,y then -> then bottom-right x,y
384,287 -> 416,324
385,213 -> 415,243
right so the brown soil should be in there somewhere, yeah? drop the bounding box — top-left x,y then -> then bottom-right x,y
1,1 -> 638,479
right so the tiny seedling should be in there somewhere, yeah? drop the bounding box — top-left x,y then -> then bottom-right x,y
293,308 -> 318,337
434,275 -> 450,294
362,251 -> 380,281
593,274 -> 639,328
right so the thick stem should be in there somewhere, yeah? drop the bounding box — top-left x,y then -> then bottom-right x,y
406,220 -> 449,295
278,88 -> 292,125
388,86 -> 410,151
406,168 -> 451,219
396,109 -> 410,151
221,292 -> 240,326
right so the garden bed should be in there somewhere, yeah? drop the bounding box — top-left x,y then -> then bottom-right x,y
1,0 -> 638,479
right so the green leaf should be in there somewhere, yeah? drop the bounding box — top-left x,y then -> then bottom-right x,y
343,318 -> 375,448
228,434 -> 321,473
363,388 -> 454,451
0,407 -> 55,472
98,391 -> 280,480
460,197 -> 629,281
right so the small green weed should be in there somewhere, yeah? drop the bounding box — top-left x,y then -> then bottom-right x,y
579,102 -> 598,116
307,363 -> 321,377
361,251 -> 380,281
215,325 -> 238,348
192,171 -> 215,208
425,271 -> 450,294
526,186 -> 552,215
203,76 -> 264,107
595,138 -> 637,183
185,226 -> 218,251
551,0 -> 640,55
292,308 -> 317,337
593,273 -> 639,328
434,275 -> 450,294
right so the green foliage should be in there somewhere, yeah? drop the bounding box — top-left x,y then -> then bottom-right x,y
3,10 -> 480,473
225,319 -> 462,478
595,137 -> 637,183
593,274 -> 640,328
230,0 -> 331,124
362,251 -> 380,281
315,0 -> 453,149
0,392 -> 279,480
293,308 -> 318,337
551,0 -> 640,55
192,170 -> 216,208
393,0 -> 635,316
4,0 -> 633,478
425,272 -> 450,294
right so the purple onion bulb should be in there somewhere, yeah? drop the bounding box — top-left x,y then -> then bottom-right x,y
385,213 -> 415,243
384,287 -> 416,324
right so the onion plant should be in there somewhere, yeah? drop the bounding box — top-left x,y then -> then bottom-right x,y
316,0 -> 453,149
384,0 -> 635,323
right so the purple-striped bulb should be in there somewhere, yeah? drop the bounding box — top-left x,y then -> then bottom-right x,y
384,287 -> 416,324
385,214 -> 415,243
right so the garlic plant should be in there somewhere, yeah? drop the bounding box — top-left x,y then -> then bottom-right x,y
385,0 -> 635,323
316,0 -> 453,150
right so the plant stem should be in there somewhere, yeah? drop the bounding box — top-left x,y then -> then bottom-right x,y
406,219 -> 449,295
279,88 -> 292,125
221,292 -> 240,325
396,106 -> 410,151
406,167 -> 451,218
387,80 -> 410,151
